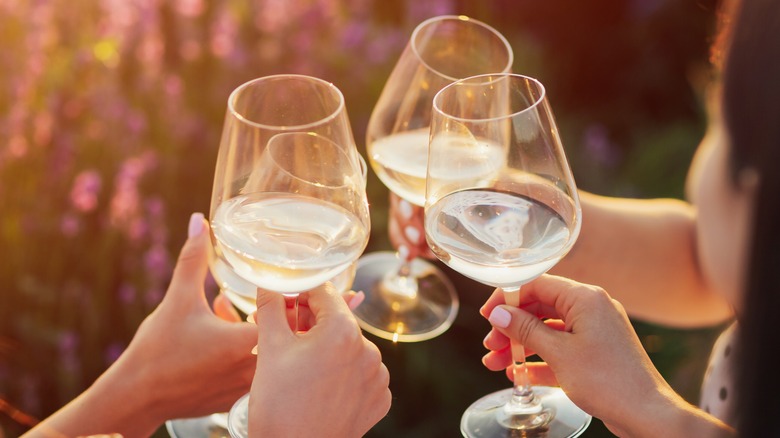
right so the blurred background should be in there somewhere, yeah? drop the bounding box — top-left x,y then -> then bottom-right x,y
0,0 -> 728,436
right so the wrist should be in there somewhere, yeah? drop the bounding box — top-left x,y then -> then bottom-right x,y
622,389 -> 735,438
88,354 -> 165,436
24,356 -> 162,438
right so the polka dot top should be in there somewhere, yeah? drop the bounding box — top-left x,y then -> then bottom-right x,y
699,321 -> 738,427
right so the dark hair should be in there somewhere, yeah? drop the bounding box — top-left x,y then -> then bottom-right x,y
721,0 -> 780,435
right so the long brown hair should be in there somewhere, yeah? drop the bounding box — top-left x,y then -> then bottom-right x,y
721,0 -> 780,434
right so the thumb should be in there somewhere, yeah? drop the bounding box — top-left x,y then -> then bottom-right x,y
254,287 -> 294,347
487,305 -> 559,360
166,212 -> 210,301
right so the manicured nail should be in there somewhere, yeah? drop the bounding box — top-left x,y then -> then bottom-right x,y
404,225 -> 420,244
488,307 -> 511,328
348,291 -> 365,310
251,345 -> 258,355
246,312 -> 256,324
398,199 -> 413,220
188,212 -> 204,238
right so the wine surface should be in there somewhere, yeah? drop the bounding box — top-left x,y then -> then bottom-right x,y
212,193 -> 366,294
425,188 -> 572,288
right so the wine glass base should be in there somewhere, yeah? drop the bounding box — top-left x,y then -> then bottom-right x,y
165,412 -> 230,438
227,393 -> 250,438
351,251 -> 459,342
460,386 -> 591,438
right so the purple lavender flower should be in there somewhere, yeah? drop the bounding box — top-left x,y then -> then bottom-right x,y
58,331 -> 79,357
60,213 -> 81,237
104,341 -> 126,366
340,22 -> 368,50
69,169 -> 102,213
117,283 -> 137,305
144,286 -> 165,307
144,243 -> 171,283
583,124 -> 621,168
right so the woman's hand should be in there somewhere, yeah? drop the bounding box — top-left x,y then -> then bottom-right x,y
24,213 -> 258,438
248,284 -> 391,438
116,214 -> 258,422
479,274 -> 732,437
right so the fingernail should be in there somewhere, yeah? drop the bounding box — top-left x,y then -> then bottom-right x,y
251,345 -> 258,355
488,307 -> 511,328
348,291 -> 365,310
398,199 -> 413,220
246,312 -> 256,324
188,212 -> 204,238
404,225 -> 420,244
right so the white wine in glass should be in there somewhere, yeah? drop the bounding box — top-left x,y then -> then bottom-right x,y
210,153 -> 367,316
425,73 -> 591,437
353,15 -> 514,343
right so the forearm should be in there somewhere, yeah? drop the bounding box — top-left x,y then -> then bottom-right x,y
23,359 -> 162,438
618,389 -> 736,438
553,191 -> 733,327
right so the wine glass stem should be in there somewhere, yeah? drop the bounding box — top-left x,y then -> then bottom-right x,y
294,294 -> 300,333
396,256 -> 412,278
503,287 -> 538,409
378,254 -> 418,301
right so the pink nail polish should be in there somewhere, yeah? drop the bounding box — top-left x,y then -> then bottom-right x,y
348,291 -> 365,310
188,212 -> 204,238
488,307 -> 511,328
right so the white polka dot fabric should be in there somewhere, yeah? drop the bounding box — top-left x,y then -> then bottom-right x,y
699,321 -> 738,427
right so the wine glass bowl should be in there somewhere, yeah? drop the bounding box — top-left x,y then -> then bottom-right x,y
353,15 -> 514,343
210,131 -> 369,295
209,75 -> 369,299
425,73 -> 590,437
213,152 -> 368,315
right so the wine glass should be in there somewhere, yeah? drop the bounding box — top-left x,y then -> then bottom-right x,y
195,74 -> 370,438
352,15 -> 514,343
165,76 -> 369,437
425,73 -> 591,437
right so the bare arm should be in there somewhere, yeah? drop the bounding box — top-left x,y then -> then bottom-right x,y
23,214 -> 257,438
552,191 -> 733,327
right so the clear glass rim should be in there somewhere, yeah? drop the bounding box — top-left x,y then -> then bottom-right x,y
265,132 -> 359,189
432,73 -> 547,123
410,15 -> 514,83
227,74 -> 346,131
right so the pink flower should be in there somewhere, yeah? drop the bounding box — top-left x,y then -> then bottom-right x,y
175,0 -> 205,18
70,170 -> 102,213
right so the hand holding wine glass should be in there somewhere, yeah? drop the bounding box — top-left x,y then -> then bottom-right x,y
425,73 -> 591,437
229,284 -> 392,438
